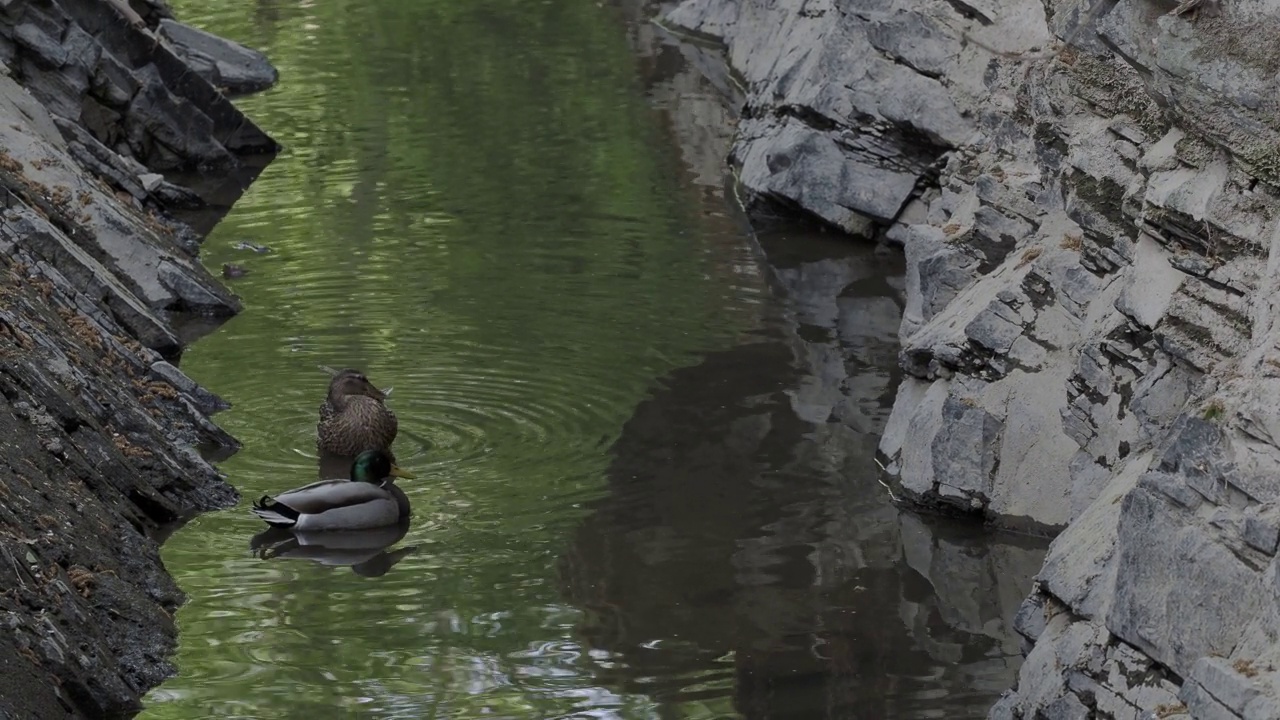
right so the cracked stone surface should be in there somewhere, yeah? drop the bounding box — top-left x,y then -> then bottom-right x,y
666,0 -> 1280,714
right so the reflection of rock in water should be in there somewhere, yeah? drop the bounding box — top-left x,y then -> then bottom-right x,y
558,236 -> 1047,717
755,227 -> 906,436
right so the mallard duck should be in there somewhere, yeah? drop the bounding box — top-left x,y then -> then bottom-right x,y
317,368 -> 398,456
250,449 -> 416,531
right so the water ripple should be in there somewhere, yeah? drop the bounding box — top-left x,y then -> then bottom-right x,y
147,0 -> 790,717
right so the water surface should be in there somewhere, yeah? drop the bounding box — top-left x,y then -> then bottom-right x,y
142,1 -> 1046,718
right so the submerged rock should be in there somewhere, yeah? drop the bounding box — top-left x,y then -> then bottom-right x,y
232,239 -> 272,254
665,0 -> 1280,714
221,262 -> 250,280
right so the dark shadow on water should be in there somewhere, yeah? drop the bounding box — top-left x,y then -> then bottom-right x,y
558,230 -> 1047,719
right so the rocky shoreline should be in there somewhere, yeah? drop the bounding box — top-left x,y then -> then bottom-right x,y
0,0 -> 275,716
661,0 -> 1280,716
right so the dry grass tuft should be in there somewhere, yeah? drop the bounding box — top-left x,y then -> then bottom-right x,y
48,185 -> 71,210
61,310 -> 105,356
134,379 -> 178,404
66,565 -> 95,598
112,433 -> 152,459
1233,658 -> 1261,678
0,149 -> 23,174
16,645 -> 40,666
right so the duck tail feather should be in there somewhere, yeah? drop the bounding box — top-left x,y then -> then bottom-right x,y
250,495 -> 300,527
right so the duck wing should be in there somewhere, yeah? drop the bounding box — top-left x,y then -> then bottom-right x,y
251,479 -> 398,528
271,479 -> 392,515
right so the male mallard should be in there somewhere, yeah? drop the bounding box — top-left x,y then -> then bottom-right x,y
317,369 -> 398,456
250,449 -> 416,531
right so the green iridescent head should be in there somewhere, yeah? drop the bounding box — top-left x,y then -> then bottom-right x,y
350,449 -> 415,483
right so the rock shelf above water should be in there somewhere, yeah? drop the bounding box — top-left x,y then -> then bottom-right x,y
0,0 -> 276,716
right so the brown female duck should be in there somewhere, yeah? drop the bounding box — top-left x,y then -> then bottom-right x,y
316,369 -> 398,456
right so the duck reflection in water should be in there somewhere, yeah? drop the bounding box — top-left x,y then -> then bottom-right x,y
249,521 -> 418,578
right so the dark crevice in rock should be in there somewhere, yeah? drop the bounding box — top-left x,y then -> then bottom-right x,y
1145,211 -> 1261,273
771,102 -> 840,133
883,50 -> 944,81
940,0 -> 993,26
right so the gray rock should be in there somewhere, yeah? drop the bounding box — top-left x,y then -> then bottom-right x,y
138,172 -> 164,191
148,361 -> 230,415
965,297 -> 1027,355
665,0 -> 972,233
1041,694 -> 1090,720
1244,694 -> 1280,720
157,19 -> 278,95
1152,416 -> 1239,506
904,225 -> 981,332
1244,507 -> 1280,555
1181,678 -> 1250,720
1141,470 -> 1204,511
19,59 -> 88,118
1110,484 -> 1264,674
931,395 -> 1001,507
13,23 -> 67,67
53,118 -> 146,199
735,115 -> 918,229
61,24 -> 100,78
865,10 -> 959,77
1188,657 -> 1260,715
90,51 -> 140,108
150,178 -> 204,208
988,692 -> 1021,720
4,0 -> 278,175
0,6 -> 260,708
155,260 -> 238,314
1013,592 -> 1048,643
126,76 -> 234,170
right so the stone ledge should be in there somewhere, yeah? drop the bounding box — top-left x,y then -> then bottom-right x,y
0,0 -> 276,717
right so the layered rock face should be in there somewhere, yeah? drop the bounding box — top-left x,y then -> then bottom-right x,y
664,0 -> 1280,715
0,0 -> 275,717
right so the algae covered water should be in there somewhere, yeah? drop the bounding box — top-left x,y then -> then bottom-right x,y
141,1 -> 1045,718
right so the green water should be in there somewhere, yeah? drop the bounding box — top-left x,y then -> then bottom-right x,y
145,1 -> 765,717
142,1 -> 1045,718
